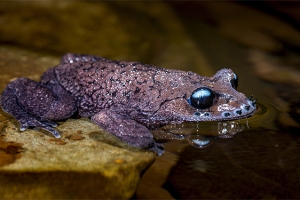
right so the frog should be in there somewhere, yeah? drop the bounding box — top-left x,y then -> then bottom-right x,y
0,53 -> 257,155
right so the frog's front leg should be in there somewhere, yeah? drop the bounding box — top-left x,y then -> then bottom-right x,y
91,110 -> 164,155
0,78 -> 77,138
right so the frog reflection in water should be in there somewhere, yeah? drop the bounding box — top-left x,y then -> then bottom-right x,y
0,54 -> 256,155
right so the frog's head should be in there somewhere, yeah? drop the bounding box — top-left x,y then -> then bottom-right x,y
153,68 -> 256,122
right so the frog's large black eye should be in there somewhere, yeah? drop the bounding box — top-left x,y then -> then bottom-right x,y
188,87 -> 215,109
230,72 -> 239,90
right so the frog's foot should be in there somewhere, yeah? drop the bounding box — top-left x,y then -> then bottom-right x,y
92,110 -> 164,156
0,78 -> 76,138
20,119 -> 58,130
18,117 -> 60,138
1,96 -> 61,138
41,121 -> 58,127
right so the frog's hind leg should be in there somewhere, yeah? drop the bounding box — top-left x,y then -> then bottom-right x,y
0,78 -> 77,138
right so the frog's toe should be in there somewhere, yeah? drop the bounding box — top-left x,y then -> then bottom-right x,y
19,123 -> 29,131
42,121 -> 57,127
18,119 -> 30,131
151,142 -> 165,156
18,118 -> 61,138
39,125 -> 61,138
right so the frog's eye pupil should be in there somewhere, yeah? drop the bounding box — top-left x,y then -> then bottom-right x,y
230,73 -> 239,90
188,87 -> 215,109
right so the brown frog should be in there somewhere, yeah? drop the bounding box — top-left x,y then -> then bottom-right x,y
0,54 -> 256,155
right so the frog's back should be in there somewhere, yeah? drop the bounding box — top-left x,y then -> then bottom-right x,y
52,53 -> 174,116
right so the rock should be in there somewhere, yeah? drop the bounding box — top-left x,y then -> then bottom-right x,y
0,113 -> 156,199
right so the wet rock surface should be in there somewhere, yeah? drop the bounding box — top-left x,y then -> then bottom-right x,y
0,110 -> 155,199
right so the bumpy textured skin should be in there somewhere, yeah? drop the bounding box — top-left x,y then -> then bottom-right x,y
0,53 -> 256,155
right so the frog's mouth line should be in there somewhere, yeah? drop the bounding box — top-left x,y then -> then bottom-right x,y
215,108 -> 257,122
190,108 -> 256,121
191,96 -> 257,122
145,106 -> 257,127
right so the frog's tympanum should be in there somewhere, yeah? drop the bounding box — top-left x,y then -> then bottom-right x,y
0,54 -> 256,155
